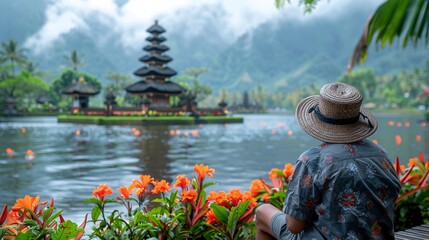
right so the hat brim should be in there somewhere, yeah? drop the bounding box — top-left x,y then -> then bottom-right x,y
296,95 -> 378,143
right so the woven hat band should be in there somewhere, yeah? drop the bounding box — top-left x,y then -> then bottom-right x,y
308,104 -> 374,128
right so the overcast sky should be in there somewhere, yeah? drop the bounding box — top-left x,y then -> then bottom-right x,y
25,0 -> 385,54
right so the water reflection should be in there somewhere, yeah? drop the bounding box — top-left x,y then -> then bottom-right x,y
0,113 -> 428,224
133,125 -> 174,181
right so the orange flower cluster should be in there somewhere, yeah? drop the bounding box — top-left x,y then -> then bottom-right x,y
152,180 -> 171,194
249,163 -> 295,208
205,208 -> 219,224
283,163 -> 294,178
194,164 -> 215,183
395,153 -> 429,204
117,186 -> 133,199
92,184 -> 113,201
205,188 -> 257,227
207,188 -> 257,219
181,189 -> 198,203
1,195 -> 47,238
174,175 -> 191,190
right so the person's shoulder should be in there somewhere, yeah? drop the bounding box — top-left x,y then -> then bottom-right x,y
298,143 -> 325,164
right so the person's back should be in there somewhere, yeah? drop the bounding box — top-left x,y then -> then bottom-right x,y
284,139 -> 401,239
255,82 -> 401,240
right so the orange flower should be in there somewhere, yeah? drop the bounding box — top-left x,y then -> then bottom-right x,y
6,210 -> 20,226
174,175 -> 190,189
117,186 -> 132,199
152,180 -> 171,194
250,179 -> 264,197
208,191 -> 228,207
226,189 -> 243,206
11,195 -> 40,212
92,184 -> 113,201
269,168 -> 281,179
206,209 -> 220,224
283,164 -> 294,178
135,188 -> 145,198
408,157 -> 419,168
242,191 -> 257,208
193,164 -> 215,182
131,175 -> 154,190
181,189 -> 197,203
269,168 -> 283,188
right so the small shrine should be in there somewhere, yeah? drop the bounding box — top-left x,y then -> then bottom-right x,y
125,20 -> 185,110
62,76 -> 100,112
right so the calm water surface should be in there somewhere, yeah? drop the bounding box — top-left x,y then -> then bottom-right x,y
0,113 -> 427,224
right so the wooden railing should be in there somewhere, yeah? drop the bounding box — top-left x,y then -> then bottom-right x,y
395,224 -> 429,240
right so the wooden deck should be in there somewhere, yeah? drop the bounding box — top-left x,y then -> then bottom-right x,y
395,224 -> 429,240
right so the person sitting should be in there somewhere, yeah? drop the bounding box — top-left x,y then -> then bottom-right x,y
255,82 -> 401,239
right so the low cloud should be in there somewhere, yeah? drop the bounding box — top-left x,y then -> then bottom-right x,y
25,0 -> 383,54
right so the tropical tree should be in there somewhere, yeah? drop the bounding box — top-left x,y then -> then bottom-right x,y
176,67 -> 212,110
253,85 -> 266,108
63,50 -> 85,72
24,61 -> 45,78
0,40 -> 28,76
105,72 -> 133,95
50,69 -> 101,108
0,70 -> 48,111
185,67 -> 209,79
338,69 -> 377,100
0,70 -> 47,98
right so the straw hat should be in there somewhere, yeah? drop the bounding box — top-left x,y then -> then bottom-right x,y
295,82 -> 378,143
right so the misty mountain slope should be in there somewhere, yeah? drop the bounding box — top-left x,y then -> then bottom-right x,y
0,0 -> 47,43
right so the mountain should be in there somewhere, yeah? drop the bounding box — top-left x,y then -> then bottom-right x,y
1,0 -> 428,93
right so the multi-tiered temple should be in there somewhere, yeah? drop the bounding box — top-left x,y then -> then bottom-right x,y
126,20 -> 184,109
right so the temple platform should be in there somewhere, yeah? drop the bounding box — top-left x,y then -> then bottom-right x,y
57,115 -> 243,125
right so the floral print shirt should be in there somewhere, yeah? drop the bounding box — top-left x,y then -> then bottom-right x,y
283,139 -> 401,240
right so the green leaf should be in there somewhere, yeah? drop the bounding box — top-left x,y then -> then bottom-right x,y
0,228 -> 6,239
192,179 -> 198,189
23,219 -> 39,227
91,207 -> 101,222
84,198 -> 102,205
46,209 -> 64,225
16,230 -> 33,240
210,204 -> 229,224
202,181 -> 217,189
41,207 -> 53,222
52,220 -> 79,240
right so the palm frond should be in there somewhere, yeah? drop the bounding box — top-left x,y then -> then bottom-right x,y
349,0 -> 429,73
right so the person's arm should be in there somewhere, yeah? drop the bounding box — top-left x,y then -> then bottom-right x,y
283,150 -> 321,235
286,214 -> 306,234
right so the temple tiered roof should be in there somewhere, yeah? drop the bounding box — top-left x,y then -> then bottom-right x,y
62,77 -> 100,96
133,66 -> 177,78
146,20 -> 165,34
126,20 -> 184,99
126,80 -> 184,95
143,44 -> 169,52
139,54 -> 172,64
146,36 -> 166,43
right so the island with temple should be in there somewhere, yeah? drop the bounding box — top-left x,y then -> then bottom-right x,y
58,20 -> 243,125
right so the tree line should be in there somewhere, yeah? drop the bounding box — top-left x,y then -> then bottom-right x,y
2,38 -> 429,115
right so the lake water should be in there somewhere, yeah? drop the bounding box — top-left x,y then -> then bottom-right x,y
0,113 -> 427,224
